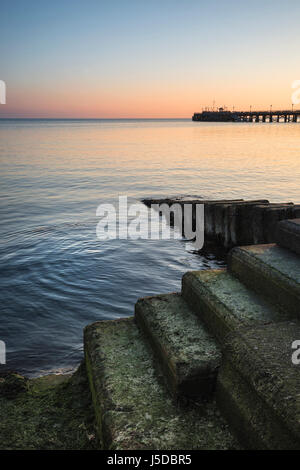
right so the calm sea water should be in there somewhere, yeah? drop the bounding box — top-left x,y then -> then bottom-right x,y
0,119 -> 299,376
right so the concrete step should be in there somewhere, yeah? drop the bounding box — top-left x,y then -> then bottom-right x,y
84,318 -> 238,450
135,293 -> 221,399
217,321 -> 300,449
181,269 -> 290,344
228,244 -> 300,317
276,218 -> 300,256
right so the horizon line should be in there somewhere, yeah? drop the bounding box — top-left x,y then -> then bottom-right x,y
0,116 -> 191,120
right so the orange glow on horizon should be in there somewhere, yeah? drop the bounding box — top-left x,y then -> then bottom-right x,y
1,75 -> 298,119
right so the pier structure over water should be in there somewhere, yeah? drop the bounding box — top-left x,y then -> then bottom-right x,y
237,109 -> 300,122
193,108 -> 300,122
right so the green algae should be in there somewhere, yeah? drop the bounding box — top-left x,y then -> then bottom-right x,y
84,317 -> 239,450
217,321 -> 300,449
136,293 -> 220,367
243,244 -> 300,283
135,292 -> 221,398
182,269 -> 292,344
228,244 -> 300,318
0,372 -> 29,399
0,364 -> 99,450
224,321 -> 300,439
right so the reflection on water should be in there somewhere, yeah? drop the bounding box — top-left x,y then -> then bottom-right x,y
0,119 -> 299,375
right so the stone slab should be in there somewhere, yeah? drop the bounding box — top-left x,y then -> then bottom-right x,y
228,244 -> 300,317
217,321 -> 300,449
135,293 -> 221,399
84,318 -> 238,450
276,218 -> 300,256
182,269 -> 289,344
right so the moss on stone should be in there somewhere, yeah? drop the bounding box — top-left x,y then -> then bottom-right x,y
135,293 -> 221,398
182,269 -> 291,343
84,317 -> 239,450
228,244 -> 300,317
0,364 -> 99,450
217,359 -> 297,450
0,372 -> 29,399
223,321 -> 300,441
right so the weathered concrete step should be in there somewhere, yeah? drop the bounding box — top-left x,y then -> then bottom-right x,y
84,318 -> 238,450
217,321 -> 300,449
135,293 -> 221,399
276,218 -> 300,256
181,269 -> 291,344
228,244 -> 300,317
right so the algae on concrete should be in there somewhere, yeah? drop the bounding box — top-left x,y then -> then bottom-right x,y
182,269 -> 291,344
0,364 -> 99,450
84,317 -> 239,450
135,292 -> 221,398
217,321 -> 300,449
228,244 -> 300,317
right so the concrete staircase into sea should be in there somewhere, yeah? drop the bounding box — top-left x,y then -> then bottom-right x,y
84,219 -> 300,450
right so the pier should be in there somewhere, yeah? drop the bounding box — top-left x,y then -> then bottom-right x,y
193,108 -> 300,122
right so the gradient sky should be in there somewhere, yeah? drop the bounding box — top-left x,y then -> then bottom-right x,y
1,0 -> 300,118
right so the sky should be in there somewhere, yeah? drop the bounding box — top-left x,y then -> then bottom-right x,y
0,0 -> 300,118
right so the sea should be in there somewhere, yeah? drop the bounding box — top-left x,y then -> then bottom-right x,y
0,118 -> 299,376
